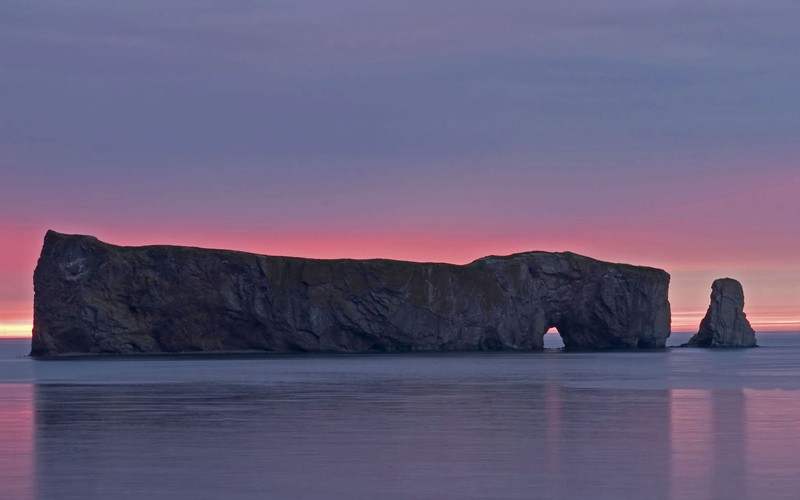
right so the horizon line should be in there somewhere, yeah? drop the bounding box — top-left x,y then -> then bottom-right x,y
4,322 -> 799,339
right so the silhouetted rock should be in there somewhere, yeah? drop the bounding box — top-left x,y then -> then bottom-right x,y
683,278 -> 756,348
31,231 -> 671,356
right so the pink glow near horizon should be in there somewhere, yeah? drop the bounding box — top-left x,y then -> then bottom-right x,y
2,151 -> 798,338
2,0 -> 799,337
1,219 -> 798,337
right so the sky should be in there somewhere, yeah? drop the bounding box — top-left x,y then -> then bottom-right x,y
1,0 -> 799,336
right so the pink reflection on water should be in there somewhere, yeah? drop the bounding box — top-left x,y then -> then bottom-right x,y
670,389 -> 714,499
669,388 -> 800,499
543,380 -> 563,498
0,383 -> 33,499
745,388 -> 800,495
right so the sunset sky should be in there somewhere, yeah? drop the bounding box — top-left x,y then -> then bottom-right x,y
1,0 -> 798,336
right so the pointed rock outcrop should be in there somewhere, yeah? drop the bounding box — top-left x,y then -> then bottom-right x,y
683,278 -> 756,347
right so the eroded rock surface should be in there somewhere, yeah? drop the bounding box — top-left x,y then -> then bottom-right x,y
31,231 -> 671,356
683,278 -> 756,348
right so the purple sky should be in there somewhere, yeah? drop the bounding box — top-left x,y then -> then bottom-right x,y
1,0 -> 799,333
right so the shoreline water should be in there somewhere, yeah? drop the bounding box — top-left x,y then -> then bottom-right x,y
3,333 -> 800,499
0,331 -> 800,361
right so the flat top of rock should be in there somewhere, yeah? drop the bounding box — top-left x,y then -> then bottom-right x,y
43,229 -> 667,276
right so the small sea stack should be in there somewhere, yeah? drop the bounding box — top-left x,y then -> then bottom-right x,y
682,278 -> 757,348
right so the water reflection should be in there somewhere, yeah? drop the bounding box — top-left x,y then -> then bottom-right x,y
744,388 -> 800,496
30,380 -> 676,499
670,389 -> 714,499
0,384 -> 33,499
712,391 -> 747,499
0,372 -> 796,499
670,390 -> 750,500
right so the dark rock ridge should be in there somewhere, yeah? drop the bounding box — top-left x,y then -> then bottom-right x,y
31,231 -> 671,356
682,278 -> 757,348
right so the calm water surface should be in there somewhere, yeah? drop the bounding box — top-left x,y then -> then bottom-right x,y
2,333 -> 800,499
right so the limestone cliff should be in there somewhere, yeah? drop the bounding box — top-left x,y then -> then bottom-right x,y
31,231 -> 671,356
683,278 -> 756,348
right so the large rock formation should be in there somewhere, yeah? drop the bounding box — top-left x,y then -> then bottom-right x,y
31,231 -> 671,356
683,278 -> 756,348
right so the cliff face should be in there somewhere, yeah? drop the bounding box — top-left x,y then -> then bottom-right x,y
31,231 -> 671,356
683,278 -> 756,348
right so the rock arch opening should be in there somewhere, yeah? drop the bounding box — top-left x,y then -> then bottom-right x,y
543,326 -> 565,349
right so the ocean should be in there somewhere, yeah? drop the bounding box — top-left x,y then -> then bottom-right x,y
2,333 -> 800,499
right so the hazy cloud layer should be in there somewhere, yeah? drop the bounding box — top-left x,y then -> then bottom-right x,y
3,0 -> 798,167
